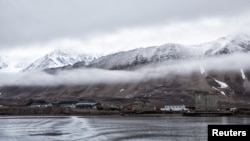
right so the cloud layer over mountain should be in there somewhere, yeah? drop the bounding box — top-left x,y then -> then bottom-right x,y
0,53 -> 249,86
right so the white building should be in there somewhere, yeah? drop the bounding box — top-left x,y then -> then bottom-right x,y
30,101 -> 52,108
164,105 -> 187,112
60,104 -> 76,108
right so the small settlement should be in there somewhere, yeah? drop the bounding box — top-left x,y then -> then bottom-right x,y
0,92 -> 249,116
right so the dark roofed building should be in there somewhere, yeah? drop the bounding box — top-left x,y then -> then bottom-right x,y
58,101 -> 76,108
28,100 -> 52,108
75,102 -> 103,110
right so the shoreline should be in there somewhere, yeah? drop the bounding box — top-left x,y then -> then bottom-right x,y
1,107 -> 250,117
1,113 -> 250,118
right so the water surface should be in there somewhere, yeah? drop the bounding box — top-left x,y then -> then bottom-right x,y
0,115 -> 249,141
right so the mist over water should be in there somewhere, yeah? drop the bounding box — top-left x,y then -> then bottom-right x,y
0,53 -> 249,86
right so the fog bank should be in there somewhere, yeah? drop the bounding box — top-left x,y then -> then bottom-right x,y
0,53 -> 249,86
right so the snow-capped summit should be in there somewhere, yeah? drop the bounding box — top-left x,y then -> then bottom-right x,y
197,33 -> 250,56
22,49 -> 99,72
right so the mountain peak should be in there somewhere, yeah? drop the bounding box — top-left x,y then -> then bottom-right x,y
197,33 -> 250,56
22,49 -> 100,72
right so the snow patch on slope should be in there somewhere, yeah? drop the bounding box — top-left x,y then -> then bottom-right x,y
240,69 -> 246,80
199,66 -> 206,75
220,91 -> 226,96
120,89 -> 125,92
212,86 -> 226,96
214,79 -> 228,88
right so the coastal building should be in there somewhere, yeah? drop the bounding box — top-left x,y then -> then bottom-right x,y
58,101 -> 76,108
108,105 -> 120,111
195,93 -> 217,111
29,100 -> 52,108
182,93 -> 234,116
76,102 -> 103,109
164,105 -> 187,112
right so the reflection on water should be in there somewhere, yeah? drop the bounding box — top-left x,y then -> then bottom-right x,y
0,115 -> 249,141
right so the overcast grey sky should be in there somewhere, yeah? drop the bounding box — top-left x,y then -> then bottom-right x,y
1,0 -> 250,57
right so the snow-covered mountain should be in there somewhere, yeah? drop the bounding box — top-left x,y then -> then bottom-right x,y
2,33 -> 250,72
88,43 -> 201,70
86,33 -> 250,70
196,33 -> 250,56
0,56 -> 8,69
22,49 -> 100,72
0,58 -> 31,73
2,33 -> 250,108
0,56 -> 34,73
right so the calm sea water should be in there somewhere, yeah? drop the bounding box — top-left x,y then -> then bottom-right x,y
0,115 -> 249,141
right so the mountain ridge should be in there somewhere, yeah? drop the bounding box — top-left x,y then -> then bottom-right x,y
1,33 -> 250,72
70,33 -> 250,70
22,49 -> 100,72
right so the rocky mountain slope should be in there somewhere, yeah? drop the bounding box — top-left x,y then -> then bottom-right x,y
1,69 -> 250,108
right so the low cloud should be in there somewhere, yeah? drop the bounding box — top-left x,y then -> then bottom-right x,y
0,53 -> 249,86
